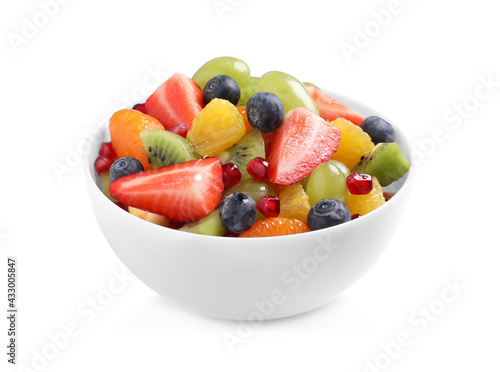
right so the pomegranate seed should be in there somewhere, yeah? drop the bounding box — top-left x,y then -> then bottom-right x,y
132,103 -> 147,114
384,192 -> 395,201
94,156 -> 114,176
257,195 -> 280,218
168,220 -> 185,230
247,157 -> 270,181
346,173 -> 373,195
351,213 -> 361,220
168,123 -> 188,138
99,142 -> 117,161
114,202 -> 128,211
222,163 -> 241,189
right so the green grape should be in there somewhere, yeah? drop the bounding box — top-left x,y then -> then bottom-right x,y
299,175 -> 309,190
303,82 -> 320,90
100,171 -> 117,203
299,157 -> 348,189
258,71 -> 318,114
306,160 -> 350,205
332,160 -> 350,178
238,76 -> 260,105
223,180 -> 275,220
193,56 -> 251,91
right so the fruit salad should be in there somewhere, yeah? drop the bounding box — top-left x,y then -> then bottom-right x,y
93,57 -> 410,237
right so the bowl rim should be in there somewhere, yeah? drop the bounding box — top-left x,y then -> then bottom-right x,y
83,89 -> 413,241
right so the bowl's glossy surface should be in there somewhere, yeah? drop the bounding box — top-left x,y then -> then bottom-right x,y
84,92 -> 412,320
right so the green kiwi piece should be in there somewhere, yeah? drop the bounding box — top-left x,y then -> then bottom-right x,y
352,142 -> 410,186
223,180 -> 275,202
140,130 -> 197,169
238,76 -> 260,105
216,128 -> 265,181
179,209 -> 226,236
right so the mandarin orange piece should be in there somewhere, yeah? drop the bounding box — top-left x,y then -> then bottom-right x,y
237,105 -> 253,132
109,109 -> 165,170
239,217 -> 310,237
278,183 -> 311,224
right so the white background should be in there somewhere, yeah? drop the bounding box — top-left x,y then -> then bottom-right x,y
1,0 -> 499,371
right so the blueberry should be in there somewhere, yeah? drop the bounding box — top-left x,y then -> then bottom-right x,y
203,75 -> 240,105
307,199 -> 351,231
246,92 -> 285,133
219,192 -> 257,234
360,116 -> 396,144
110,157 -> 144,182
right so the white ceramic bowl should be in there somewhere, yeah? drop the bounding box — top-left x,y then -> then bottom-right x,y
84,92 -> 412,320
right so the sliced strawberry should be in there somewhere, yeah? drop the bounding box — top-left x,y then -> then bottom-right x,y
268,107 -> 341,185
109,158 -> 223,222
306,86 -> 365,126
145,73 -> 204,130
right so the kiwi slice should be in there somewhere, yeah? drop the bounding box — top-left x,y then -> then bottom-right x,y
179,209 -> 226,236
216,128 -> 265,181
140,130 -> 197,169
352,142 -> 410,187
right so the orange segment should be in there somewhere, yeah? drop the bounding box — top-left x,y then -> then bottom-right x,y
237,105 -> 253,132
187,98 -> 245,157
109,109 -> 165,170
240,217 -> 310,237
347,176 -> 385,216
278,183 -> 311,224
330,118 -> 374,170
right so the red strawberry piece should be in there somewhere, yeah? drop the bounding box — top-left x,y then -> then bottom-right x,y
306,86 -> 365,126
267,107 -> 341,185
109,158 -> 223,222
145,73 -> 204,130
